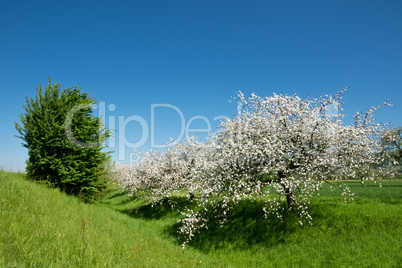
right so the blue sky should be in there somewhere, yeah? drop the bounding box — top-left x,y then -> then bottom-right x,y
1,0 -> 401,171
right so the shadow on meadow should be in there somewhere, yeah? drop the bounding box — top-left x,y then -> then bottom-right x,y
170,200 -> 303,252
118,196 -> 192,219
105,179 -> 402,253
105,190 -> 131,200
120,197 -> 308,252
114,193 -> 383,252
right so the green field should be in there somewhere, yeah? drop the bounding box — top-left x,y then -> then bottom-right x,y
1,170 -> 401,267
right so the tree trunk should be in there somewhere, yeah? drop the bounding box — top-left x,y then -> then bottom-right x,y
285,187 -> 296,210
278,171 -> 296,210
188,191 -> 195,201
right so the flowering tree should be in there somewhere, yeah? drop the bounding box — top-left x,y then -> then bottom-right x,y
382,126 -> 402,163
113,88 -> 395,247
219,89 -> 391,206
112,137 -> 214,204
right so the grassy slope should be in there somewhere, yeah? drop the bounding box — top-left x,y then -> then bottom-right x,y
0,171 -> 206,267
1,170 -> 401,267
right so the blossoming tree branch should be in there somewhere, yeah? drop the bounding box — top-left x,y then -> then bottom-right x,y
112,88 -> 397,247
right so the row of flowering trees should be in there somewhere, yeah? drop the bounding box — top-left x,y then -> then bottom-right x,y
112,88 -> 397,247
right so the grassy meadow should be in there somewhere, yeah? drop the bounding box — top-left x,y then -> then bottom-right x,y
1,169 -> 401,267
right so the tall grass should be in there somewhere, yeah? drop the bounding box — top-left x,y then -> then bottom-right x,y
1,170 -> 401,267
0,170 -> 206,267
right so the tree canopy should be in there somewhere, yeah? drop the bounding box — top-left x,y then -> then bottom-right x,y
113,89 -> 396,247
15,79 -> 111,200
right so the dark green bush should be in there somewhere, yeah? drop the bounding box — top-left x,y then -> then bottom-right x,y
15,79 -> 111,201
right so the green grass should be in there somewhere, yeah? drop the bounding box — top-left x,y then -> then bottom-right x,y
1,170 -> 401,267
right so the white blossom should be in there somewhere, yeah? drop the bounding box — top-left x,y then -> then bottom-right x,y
112,88 -> 396,248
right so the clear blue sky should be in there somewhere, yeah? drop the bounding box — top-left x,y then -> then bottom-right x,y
1,0 -> 401,171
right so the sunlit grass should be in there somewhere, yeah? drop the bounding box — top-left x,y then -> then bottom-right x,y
1,169 -> 401,267
0,170 -> 206,267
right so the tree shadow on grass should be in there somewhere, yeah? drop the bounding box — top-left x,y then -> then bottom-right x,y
116,195 -> 299,248
115,196 -> 342,252
100,189 -> 136,206
165,199 -> 301,252
119,196 -> 197,220
107,191 -> 130,200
